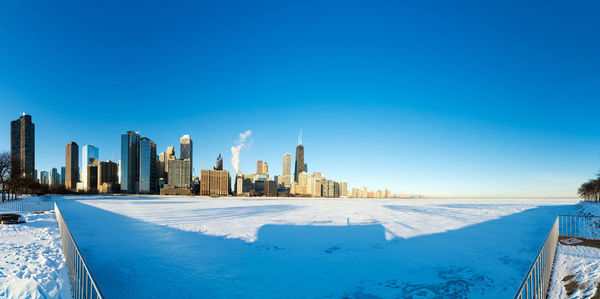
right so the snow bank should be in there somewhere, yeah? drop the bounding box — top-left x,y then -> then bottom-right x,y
55,196 -> 577,298
0,211 -> 71,299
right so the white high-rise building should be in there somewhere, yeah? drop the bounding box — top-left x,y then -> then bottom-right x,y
283,153 -> 291,175
236,172 -> 243,195
281,153 -> 292,187
340,181 -> 348,197
81,144 -> 99,191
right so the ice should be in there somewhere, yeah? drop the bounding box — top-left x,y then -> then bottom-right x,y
54,196 -> 577,298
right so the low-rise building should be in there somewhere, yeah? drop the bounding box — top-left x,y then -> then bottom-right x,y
200,169 -> 230,196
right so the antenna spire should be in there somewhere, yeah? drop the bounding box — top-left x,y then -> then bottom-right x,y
298,129 -> 302,145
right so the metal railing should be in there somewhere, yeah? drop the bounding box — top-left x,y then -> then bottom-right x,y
0,200 -> 55,212
55,203 -> 104,299
514,217 -> 559,299
559,215 -> 600,240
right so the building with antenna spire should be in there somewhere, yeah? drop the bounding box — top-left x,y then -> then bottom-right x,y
294,129 -> 304,182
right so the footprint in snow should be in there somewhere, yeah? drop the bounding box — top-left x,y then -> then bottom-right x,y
325,244 -> 342,254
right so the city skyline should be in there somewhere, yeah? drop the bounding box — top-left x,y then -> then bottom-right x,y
1,0 -> 599,197
0,115 -> 588,198
5,114 -> 398,197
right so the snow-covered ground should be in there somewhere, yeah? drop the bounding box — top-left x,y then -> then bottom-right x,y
547,202 -> 600,298
0,210 -> 71,299
548,243 -> 600,298
54,196 -> 577,298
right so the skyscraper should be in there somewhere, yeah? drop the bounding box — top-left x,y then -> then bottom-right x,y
235,172 -> 243,195
121,131 -> 141,193
87,160 -> 99,191
180,135 -> 193,183
50,168 -> 60,186
214,154 -> 223,171
281,153 -> 292,188
98,160 -> 119,193
167,159 -> 191,188
166,146 -> 176,159
81,145 -> 99,191
294,131 -> 304,182
65,142 -> 79,190
340,181 -> 348,197
257,160 -> 263,174
164,146 -> 176,180
139,137 -> 157,194
283,153 -> 291,177
263,162 -> 268,175
158,152 -> 166,181
10,114 -> 35,180
40,171 -> 49,185
60,167 -> 66,186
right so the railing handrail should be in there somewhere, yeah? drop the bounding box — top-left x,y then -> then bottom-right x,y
558,214 -> 600,218
0,200 -> 55,212
513,217 -> 558,298
55,203 -> 105,299
514,214 -> 600,298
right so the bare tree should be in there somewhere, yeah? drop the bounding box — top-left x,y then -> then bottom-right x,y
579,177 -> 600,203
0,152 -> 9,202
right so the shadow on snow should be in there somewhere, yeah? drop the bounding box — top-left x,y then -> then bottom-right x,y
56,200 -> 574,299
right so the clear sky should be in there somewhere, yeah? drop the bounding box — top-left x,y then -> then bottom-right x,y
1,0 -> 599,197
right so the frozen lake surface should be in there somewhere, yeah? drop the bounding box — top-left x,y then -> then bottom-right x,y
55,196 -> 578,298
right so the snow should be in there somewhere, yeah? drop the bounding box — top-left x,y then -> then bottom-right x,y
548,243 -> 600,298
53,196 -> 577,298
575,201 -> 600,217
0,210 -> 72,299
547,202 -> 600,298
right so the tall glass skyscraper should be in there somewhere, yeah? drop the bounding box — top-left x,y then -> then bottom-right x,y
139,137 -> 157,194
121,131 -> 140,193
81,144 -> 99,191
60,166 -> 66,186
40,171 -> 49,185
50,167 -> 60,186
180,135 -> 193,183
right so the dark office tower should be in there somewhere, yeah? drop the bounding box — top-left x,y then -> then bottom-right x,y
294,131 -> 304,182
87,160 -> 99,192
214,154 -> 224,171
180,135 -> 193,182
98,160 -> 119,193
60,167 -> 66,186
121,131 -> 141,193
10,114 -> 35,180
139,137 -> 157,194
65,142 -> 79,190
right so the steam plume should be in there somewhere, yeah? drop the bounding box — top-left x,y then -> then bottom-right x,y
231,130 -> 252,173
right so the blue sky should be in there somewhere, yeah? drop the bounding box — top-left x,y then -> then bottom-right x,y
1,0 -> 599,197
